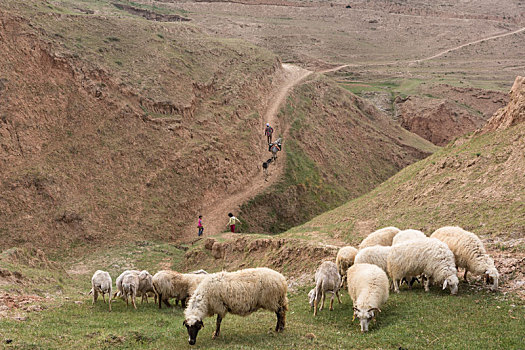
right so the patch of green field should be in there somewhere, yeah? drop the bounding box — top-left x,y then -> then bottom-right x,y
1,284 -> 523,349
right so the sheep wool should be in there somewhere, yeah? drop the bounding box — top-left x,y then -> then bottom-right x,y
309,261 -> 341,316
91,270 -> 112,311
335,246 -> 358,287
392,229 -> 427,245
359,227 -> 400,249
354,245 -> 392,273
183,267 -> 288,345
347,263 -> 389,332
387,238 -> 459,294
122,272 -> 140,309
431,226 -> 499,290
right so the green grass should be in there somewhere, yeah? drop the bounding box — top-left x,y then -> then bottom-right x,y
1,284 -> 523,349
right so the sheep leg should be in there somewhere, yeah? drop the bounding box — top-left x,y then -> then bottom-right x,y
275,306 -> 286,332
329,292 -> 334,311
463,269 -> 468,282
131,292 -> 137,310
212,315 -> 223,339
424,277 -> 430,292
313,298 -> 318,316
163,298 -> 171,308
102,292 -> 106,303
108,297 -> 111,312
125,294 -> 129,307
158,293 -> 162,309
336,290 -> 342,304
92,289 -> 98,304
393,279 -> 400,293
320,290 -> 325,311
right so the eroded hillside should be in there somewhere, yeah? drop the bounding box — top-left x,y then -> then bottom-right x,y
239,76 -> 437,233
0,2 -> 280,253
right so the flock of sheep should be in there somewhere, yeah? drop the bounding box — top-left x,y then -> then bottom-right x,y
89,225 -> 499,344
311,226 -> 499,332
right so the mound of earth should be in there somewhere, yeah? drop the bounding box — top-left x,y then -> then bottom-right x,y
482,76 -> 525,133
395,95 -> 486,146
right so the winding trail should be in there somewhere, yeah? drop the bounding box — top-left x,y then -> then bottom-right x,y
195,64 -> 312,238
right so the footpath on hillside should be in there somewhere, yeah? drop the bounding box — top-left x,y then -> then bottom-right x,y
189,64 -> 312,238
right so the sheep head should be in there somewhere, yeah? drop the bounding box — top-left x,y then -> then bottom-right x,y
183,317 -> 204,346
442,275 -> 459,295
484,268 -> 499,290
353,307 -> 380,333
308,289 -> 316,310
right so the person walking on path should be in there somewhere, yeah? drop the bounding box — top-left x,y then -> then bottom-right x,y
197,215 -> 204,236
264,123 -> 274,145
227,213 -> 241,233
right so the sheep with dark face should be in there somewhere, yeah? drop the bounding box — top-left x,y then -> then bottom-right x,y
183,267 -> 288,345
347,263 -> 389,333
431,226 -> 499,290
308,261 -> 341,316
90,270 -> 112,311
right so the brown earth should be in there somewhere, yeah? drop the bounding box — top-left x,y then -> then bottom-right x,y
482,76 -> 525,133
395,96 -> 487,146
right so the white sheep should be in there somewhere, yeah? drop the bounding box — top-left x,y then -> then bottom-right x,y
90,270 -> 112,311
387,238 -> 459,294
347,263 -> 389,333
354,245 -> 391,273
335,246 -> 358,288
308,261 -> 341,316
122,272 -> 140,309
392,229 -> 427,245
183,267 -> 288,345
359,227 -> 400,249
152,270 -> 208,309
114,270 -> 156,304
431,226 -> 499,290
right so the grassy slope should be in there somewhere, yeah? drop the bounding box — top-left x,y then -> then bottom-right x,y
285,120 -> 525,244
0,0 -> 278,254
0,243 -> 523,349
238,76 -> 437,233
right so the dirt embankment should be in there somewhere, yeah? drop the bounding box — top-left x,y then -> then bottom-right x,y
395,85 -> 508,146
482,76 -> 525,133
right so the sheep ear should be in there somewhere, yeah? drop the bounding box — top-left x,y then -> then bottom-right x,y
442,280 -> 448,290
183,320 -> 187,327
368,308 -> 381,313
353,307 -> 359,312
199,320 -> 204,328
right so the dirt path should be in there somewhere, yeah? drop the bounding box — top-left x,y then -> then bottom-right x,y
410,26 -> 525,63
194,63 -> 312,238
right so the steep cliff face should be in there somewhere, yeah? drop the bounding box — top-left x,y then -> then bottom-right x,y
482,76 -> 525,133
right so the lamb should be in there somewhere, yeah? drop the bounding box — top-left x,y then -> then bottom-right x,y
114,270 -> 156,304
335,246 -> 358,288
183,267 -> 288,345
392,229 -> 427,245
346,263 -> 389,332
90,270 -> 112,311
308,261 -> 341,316
358,227 -> 400,249
431,226 -> 499,290
122,272 -> 140,309
152,270 -> 208,309
387,238 -> 459,295
354,245 -> 391,273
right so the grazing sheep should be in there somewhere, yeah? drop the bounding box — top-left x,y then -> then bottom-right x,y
137,270 -> 156,304
359,227 -> 400,249
183,267 -> 288,345
152,270 -> 208,309
387,238 -> 459,295
431,226 -> 499,290
90,270 -> 112,311
392,229 -> 427,245
114,270 -> 139,300
347,263 -> 389,333
354,246 -> 391,273
122,272 -> 140,309
335,246 -> 358,288
308,261 -> 341,316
